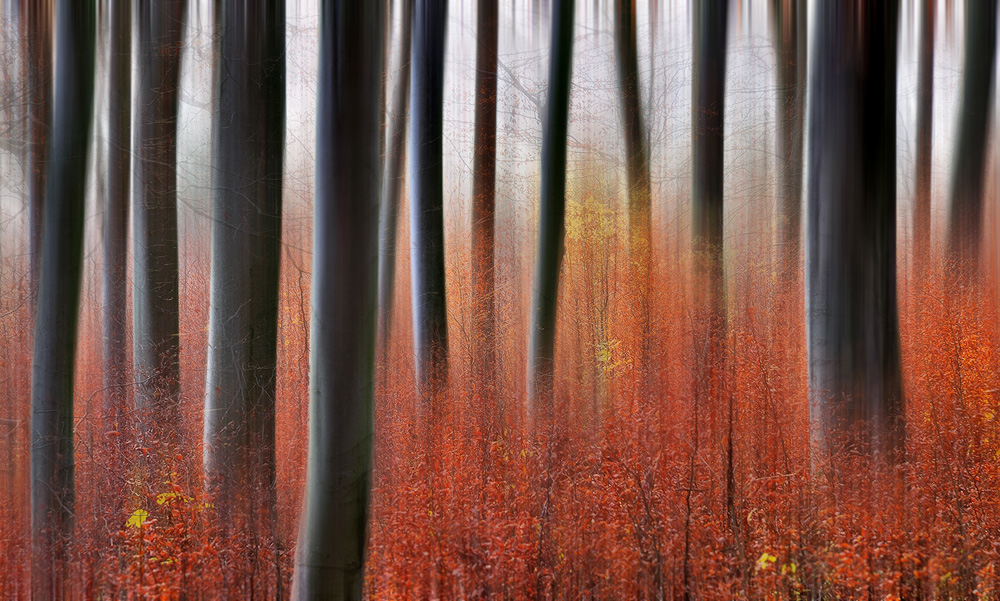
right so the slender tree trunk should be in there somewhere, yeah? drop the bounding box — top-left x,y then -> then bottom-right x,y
615,0 -> 651,267
203,0 -> 284,558
946,0 -> 996,269
133,0 -> 187,443
472,0 -> 498,403
377,0 -> 413,359
103,0 -> 130,460
30,1 -> 95,598
409,0 -> 449,399
913,0 -> 935,278
25,0 -> 51,309
806,2 -> 904,460
527,0 -> 575,422
770,0 -> 806,281
290,2 -> 383,599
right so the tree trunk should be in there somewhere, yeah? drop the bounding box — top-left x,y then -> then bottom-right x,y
25,0 -> 51,309
913,0 -> 934,277
946,0 -> 996,269
103,0 -> 130,459
806,2 -> 904,460
614,0 -> 651,267
377,0 -> 413,359
133,0 -> 187,443
472,0 -> 499,403
527,0 -> 575,421
203,0 -> 284,549
770,0 -> 806,281
290,2 -> 383,599
409,0 -> 449,399
30,1 -> 95,598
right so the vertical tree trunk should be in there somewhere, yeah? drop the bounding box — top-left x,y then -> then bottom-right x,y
527,0 -> 575,421
946,0 -> 996,269
913,0 -> 934,277
103,0 -> 130,459
806,2 -> 904,460
472,0 -> 499,402
615,0 -> 651,266
291,2 -> 382,598
377,0 -> 413,359
409,0 -> 449,398
30,1 -> 95,598
203,0 -> 284,552
133,0 -> 187,442
25,0 -> 51,308
770,0 -> 806,281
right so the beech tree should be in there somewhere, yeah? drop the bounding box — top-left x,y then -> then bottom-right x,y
946,0 -> 996,269
24,0 -> 51,305
527,0 -> 575,420
133,0 -> 187,440
770,0 -> 806,280
806,2 -> 904,459
377,0 -> 413,358
291,2 -> 383,598
471,0 -> 499,400
30,1 -> 95,598
410,0 -> 449,398
203,0 -> 285,545
913,0 -> 935,277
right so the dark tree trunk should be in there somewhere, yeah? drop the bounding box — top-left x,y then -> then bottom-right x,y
913,0 -> 934,277
377,0 -> 413,359
615,0 -> 651,266
770,0 -> 806,281
133,0 -> 187,442
806,2 -> 904,460
203,0 -> 284,554
527,0 -> 575,420
946,0 -> 996,269
472,0 -> 499,402
409,0 -> 449,398
103,0 -> 130,455
30,1 -> 95,598
291,2 -> 383,598
25,0 -> 51,308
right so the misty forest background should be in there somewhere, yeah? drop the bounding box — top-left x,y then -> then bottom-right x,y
2,0 -> 1000,600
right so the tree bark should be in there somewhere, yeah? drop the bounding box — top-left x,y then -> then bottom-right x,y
527,0 -> 575,422
409,0 -> 449,399
203,0 -> 284,545
291,2 -> 383,599
377,0 -> 413,359
30,1 -> 95,598
25,0 -> 51,309
770,0 -> 806,282
472,0 -> 499,403
946,0 -> 996,270
133,0 -> 187,443
806,2 -> 904,460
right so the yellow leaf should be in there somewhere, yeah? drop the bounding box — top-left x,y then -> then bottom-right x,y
126,509 -> 149,529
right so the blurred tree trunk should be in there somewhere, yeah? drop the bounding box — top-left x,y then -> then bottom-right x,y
203,0 -> 284,558
913,0 -> 934,278
103,0 -> 130,455
291,2 -> 382,598
409,0 -> 449,399
377,0 -> 413,359
30,1 -> 94,598
770,0 -> 805,282
472,0 -> 498,404
946,0 -> 996,270
24,0 -> 51,308
806,2 -> 904,460
527,0 -> 575,422
133,0 -> 187,443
